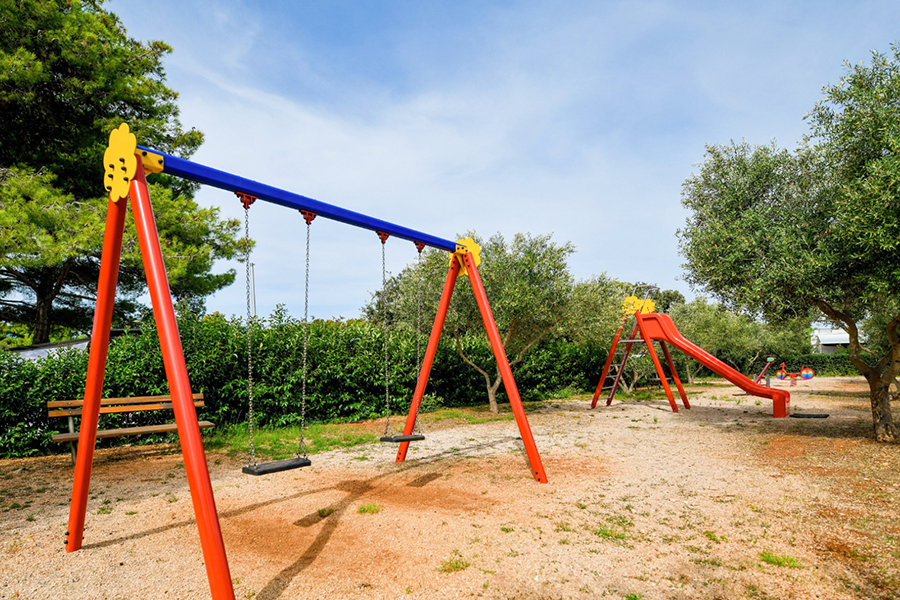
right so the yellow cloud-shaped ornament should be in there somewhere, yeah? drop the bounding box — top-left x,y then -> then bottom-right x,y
450,237 -> 482,277
621,296 -> 656,315
103,123 -> 138,202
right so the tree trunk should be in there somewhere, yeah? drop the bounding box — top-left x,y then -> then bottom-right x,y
32,294 -> 54,344
685,361 -> 695,385
869,377 -> 898,443
812,300 -> 899,444
487,370 -> 503,414
31,263 -> 72,345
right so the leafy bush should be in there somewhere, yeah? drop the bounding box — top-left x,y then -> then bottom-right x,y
0,306 -> 606,457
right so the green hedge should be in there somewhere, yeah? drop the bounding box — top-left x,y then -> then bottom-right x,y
0,308 -> 607,458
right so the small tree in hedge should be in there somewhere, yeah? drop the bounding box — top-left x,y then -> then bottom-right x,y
367,232 -> 575,413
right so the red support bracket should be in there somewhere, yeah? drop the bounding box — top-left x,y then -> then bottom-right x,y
300,210 -> 317,225
235,192 -> 256,209
377,230 -> 390,244
414,241 -> 426,253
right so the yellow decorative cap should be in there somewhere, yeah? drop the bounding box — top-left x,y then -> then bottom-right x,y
450,237 -> 481,277
103,123 -> 138,202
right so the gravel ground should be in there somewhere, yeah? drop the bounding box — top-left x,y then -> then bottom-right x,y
1,376 -> 898,600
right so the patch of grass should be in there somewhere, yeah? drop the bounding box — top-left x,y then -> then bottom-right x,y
318,508 -> 334,518
607,515 -> 633,527
96,505 -> 112,515
593,526 -> 627,541
692,558 -> 722,567
357,503 -> 381,514
425,408 -> 514,425
500,526 -> 514,533
703,531 -> 723,543
205,422 -> 375,460
125,511 -> 138,515
555,522 -> 573,532
759,551 -> 803,568
438,550 -> 470,573
625,593 -> 644,600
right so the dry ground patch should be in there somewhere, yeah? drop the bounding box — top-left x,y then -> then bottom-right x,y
1,377 -> 898,599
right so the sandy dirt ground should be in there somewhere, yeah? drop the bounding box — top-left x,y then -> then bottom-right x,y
1,376 -> 899,600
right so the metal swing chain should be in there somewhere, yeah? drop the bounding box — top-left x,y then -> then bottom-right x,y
412,246 -> 424,435
416,249 -> 422,374
297,216 -> 312,458
382,237 -> 394,438
244,205 -> 257,468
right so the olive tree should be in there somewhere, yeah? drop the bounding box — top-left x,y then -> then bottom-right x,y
678,46 -> 900,441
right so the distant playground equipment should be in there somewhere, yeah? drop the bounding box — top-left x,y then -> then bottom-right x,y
751,356 -> 777,385
593,289 -> 791,418
775,363 -> 816,386
66,123 -> 549,600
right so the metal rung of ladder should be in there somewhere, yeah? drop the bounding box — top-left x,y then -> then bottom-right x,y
620,339 -> 646,343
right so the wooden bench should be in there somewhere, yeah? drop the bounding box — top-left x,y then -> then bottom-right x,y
48,393 -> 215,463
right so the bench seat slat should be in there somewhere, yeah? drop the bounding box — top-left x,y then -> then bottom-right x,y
48,401 -> 204,418
51,421 -> 215,443
47,393 -> 203,409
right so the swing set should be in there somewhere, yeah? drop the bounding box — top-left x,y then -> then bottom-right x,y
64,124 -> 547,600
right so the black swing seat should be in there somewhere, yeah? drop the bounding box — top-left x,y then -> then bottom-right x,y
380,434 -> 425,443
242,456 -> 311,476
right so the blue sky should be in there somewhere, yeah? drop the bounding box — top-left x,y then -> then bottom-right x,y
109,0 -> 900,321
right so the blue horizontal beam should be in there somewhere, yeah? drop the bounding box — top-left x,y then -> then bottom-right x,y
137,145 -> 459,252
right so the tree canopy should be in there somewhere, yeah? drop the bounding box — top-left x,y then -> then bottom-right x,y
0,0 -> 243,343
678,45 -> 900,441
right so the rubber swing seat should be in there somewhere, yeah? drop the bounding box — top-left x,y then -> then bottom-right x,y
242,456 -> 311,476
380,434 -> 425,443
789,413 -> 829,419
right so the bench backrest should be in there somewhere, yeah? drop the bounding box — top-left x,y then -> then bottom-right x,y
48,393 -> 204,418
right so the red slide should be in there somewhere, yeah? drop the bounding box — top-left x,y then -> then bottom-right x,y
638,313 -> 790,417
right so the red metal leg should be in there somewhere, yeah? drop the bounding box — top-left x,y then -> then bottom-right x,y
129,162 -> 235,600
659,341 -> 690,409
396,259 -> 461,462
634,312 -> 678,412
65,193 -> 128,553
462,253 -> 548,483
